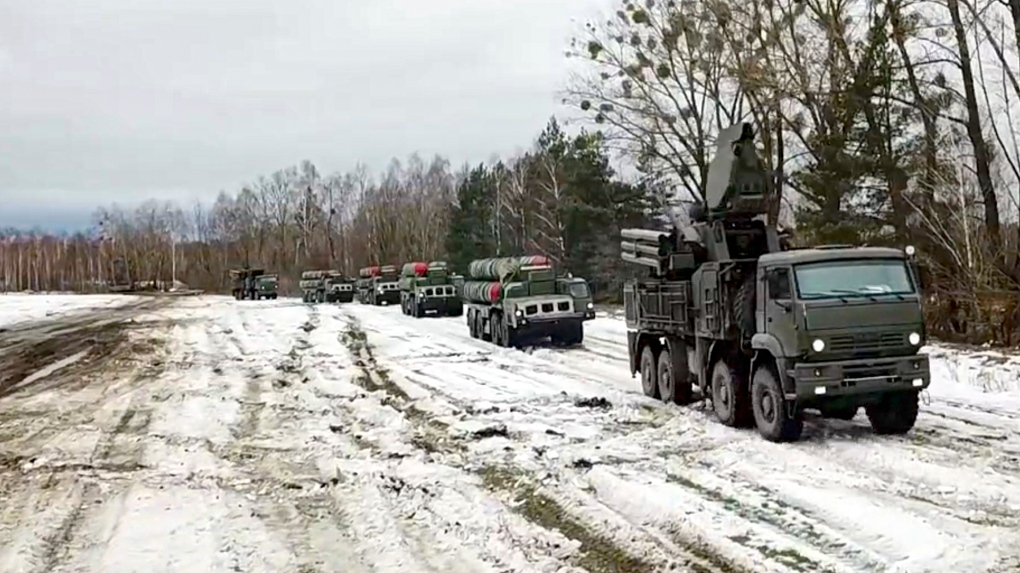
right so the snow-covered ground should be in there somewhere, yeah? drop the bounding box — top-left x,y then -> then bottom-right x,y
0,293 -> 142,328
0,295 -> 1017,573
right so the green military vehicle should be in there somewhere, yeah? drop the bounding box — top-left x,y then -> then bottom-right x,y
357,265 -> 400,306
325,273 -> 355,303
299,270 -> 331,303
230,267 -> 277,300
399,261 -> 463,318
462,255 -> 595,347
621,123 -> 930,442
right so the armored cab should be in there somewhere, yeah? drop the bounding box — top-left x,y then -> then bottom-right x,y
357,264 -> 400,306
621,123 -> 929,443
399,261 -> 462,318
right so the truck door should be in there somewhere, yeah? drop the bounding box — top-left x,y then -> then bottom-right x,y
764,267 -> 795,354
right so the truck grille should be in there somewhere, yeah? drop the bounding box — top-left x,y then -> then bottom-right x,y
828,332 -> 904,352
523,298 -> 573,317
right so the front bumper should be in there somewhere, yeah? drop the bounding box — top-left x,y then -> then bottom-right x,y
514,313 -> 587,333
375,291 -> 401,305
787,354 -> 930,400
417,297 -> 462,314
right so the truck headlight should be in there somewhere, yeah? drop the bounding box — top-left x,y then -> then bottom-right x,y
377,287 -> 384,293
908,332 -> 921,345
515,309 -> 523,317
812,339 -> 825,352
586,302 -> 593,309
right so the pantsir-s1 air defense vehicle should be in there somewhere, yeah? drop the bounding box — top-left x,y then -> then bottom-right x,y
462,255 -> 595,347
356,265 -> 400,305
621,123 -> 930,442
400,261 -> 463,317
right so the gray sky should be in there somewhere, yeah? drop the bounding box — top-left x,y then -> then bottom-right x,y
0,0 -> 610,229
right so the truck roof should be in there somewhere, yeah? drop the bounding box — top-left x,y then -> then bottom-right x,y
760,246 -> 908,266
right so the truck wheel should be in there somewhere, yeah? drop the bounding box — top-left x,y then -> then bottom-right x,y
865,391 -> 919,434
415,302 -> 424,318
658,339 -> 694,405
469,313 -> 478,338
570,322 -> 584,346
478,314 -> 491,342
732,276 -> 756,337
640,345 -> 660,399
711,359 -> 753,427
751,366 -> 803,442
820,406 -> 858,421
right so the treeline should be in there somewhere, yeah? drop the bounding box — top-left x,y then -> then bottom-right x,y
6,0 -> 1020,344
0,118 -> 655,301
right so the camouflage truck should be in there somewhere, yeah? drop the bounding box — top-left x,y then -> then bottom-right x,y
462,255 -> 595,348
229,267 -> 267,300
621,123 -> 930,442
399,261 -> 463,318
357,265 -> 400,306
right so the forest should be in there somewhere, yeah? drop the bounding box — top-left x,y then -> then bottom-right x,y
3,0 -> 1020,345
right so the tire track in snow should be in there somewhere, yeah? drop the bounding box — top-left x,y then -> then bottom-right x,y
341,305 -> 1020,573
337,309 -> 745,573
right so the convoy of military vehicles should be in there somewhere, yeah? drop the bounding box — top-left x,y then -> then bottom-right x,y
224,123 -> 931,444
619,122 -> 929,442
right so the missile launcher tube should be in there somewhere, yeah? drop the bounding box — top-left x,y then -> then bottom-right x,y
462,280 -> 502,304
467,255 -> 549,281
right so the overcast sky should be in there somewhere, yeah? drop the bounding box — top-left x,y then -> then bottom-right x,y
0,0 -> 611,229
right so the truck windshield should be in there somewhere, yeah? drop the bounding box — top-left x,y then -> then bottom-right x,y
794,259 -> 914,299
568,282 -> 589,298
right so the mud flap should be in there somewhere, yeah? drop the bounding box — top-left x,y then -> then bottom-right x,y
626,331 -> 638,376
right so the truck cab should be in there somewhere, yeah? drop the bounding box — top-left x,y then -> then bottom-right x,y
371,277 -> 400,306
326,276 -> 355,303
751,248 -> 929,409
256,274 -> 279,300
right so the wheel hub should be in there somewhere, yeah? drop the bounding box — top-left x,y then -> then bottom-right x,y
761,392 -> 775,422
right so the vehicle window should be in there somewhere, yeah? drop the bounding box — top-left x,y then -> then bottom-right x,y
795,259 -> 915,299
767,269 -> 791,300
426,288 -> 434,296
568,282 -> 589,298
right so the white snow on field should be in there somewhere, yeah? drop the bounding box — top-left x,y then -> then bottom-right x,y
1,295 -> 1019,573
0,293 -> 140,327
341,303 -> 1020,573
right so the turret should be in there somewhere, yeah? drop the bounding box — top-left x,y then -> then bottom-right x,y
621,122 -> 780,277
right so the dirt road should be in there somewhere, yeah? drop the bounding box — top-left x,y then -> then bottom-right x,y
0,295 -> 1016,573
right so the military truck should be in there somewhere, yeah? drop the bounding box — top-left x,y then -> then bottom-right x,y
620,123 -> 930,443
229,267 -> 268,300
255,273 -> 279,299
399,261 -> 464,318
357,265 -> 400,305
325,273 -> 355,303
462,255 -> 595,347
299,270 -> 326,303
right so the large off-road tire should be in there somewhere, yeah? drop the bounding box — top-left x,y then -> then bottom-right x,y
469,312 -> 478,338
751,366 -> 803,442
820,406 -> 858,421
711,359 -> 753,427
731,275 -> 756,337
477,314 -> 491,342
866,391 -> 919,434
492,314 -> 505,346
640,344 -> 660,399
415,302 -> 424,318
657,339 -> 694,405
